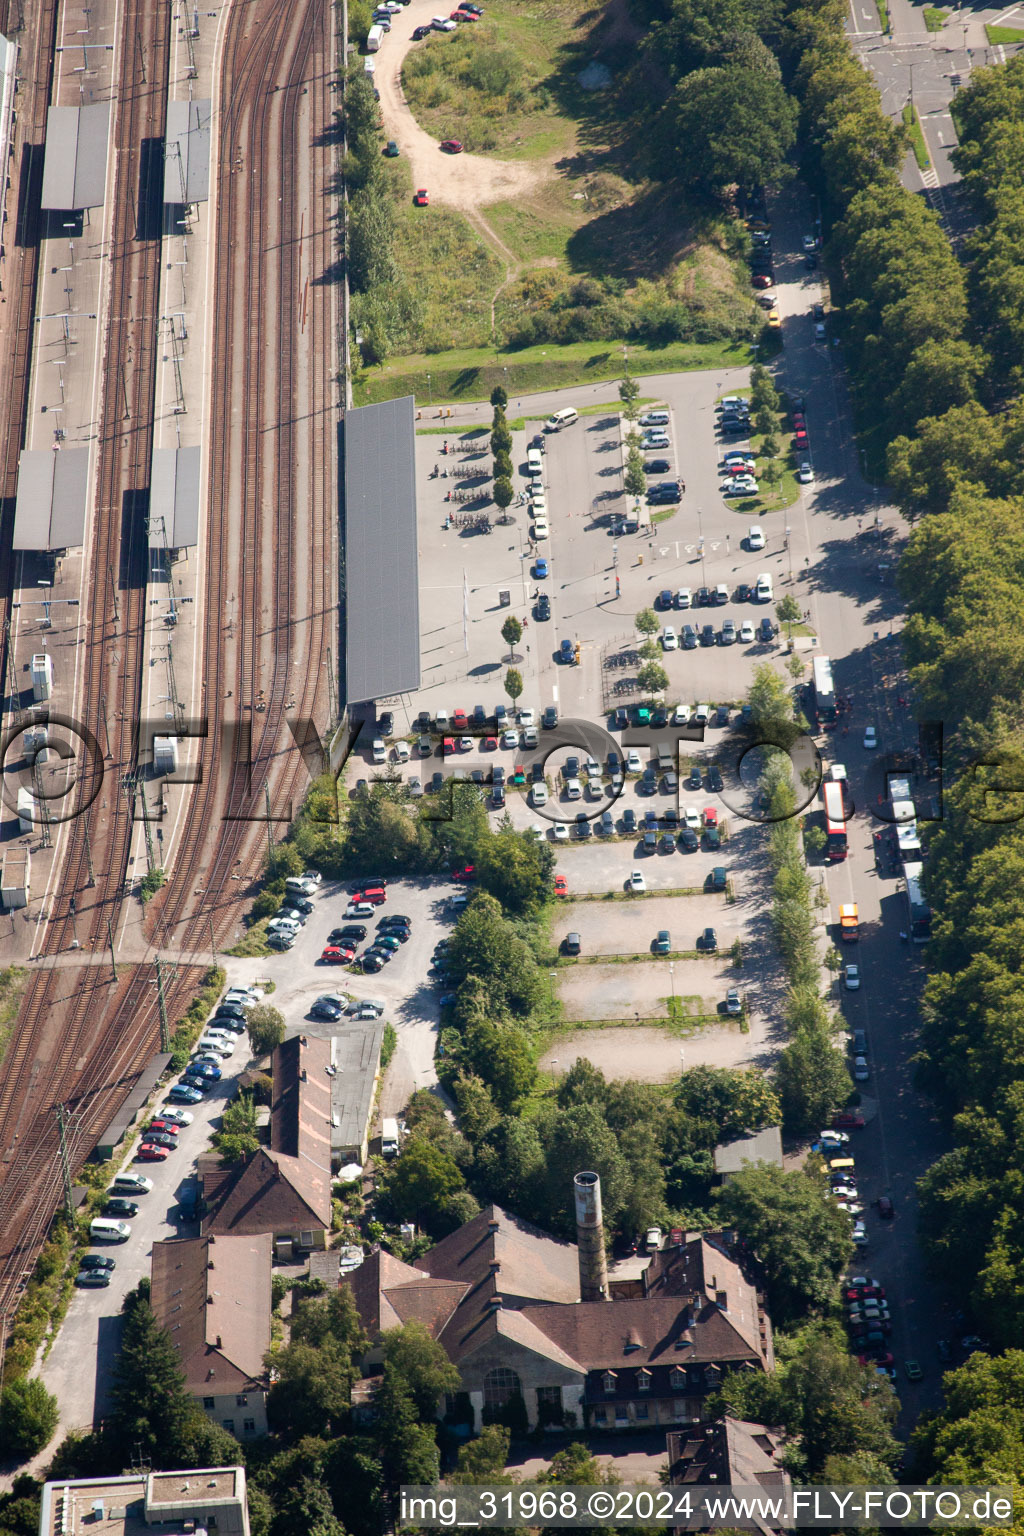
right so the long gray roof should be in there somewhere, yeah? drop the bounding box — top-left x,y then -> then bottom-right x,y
14,448 -> 89,550
164,100 -> 211,203
41,105 -> 110,208
150,445 -> 200,549
341,398 -> 420,706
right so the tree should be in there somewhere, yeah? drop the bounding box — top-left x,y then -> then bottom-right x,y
618,372 -> 641,419
504,667 -> 523,704
912,1349 -> 1024,1485
500,615 -> 522,660
476,824 -> 555,915
490,385 -> 508,409
624,446 -> 647,498
385,1137 -> 465,1226
109,1294 -> 197,1461
761,432 -> 779,461
493,449 -> 512,481
635,607 -> 659,638
775,593 -> 801,641
663,65 -> 797,196
212,1091 -> 260,1163
715,1164 -> 853,1323
0,1379 -> 58,1460
673,1065 -> 781,1139
248,1002 -> 286,1056
382,1321 -> 461,1421
462,1019 -> 537,1111
490,423 -> 512,456
492,476 -> 514,511
746,662 -> 798,741
637,661 -> 669,694
722,1322 -> 899,1479
775,1026 -> 852,1135
474,1117 -> 546,1210
375,1370 -> 440,1501
754,405 -> 776,439
449,1424 -> 512,1482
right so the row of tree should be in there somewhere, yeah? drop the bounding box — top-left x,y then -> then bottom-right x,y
344,69 -> 421,365
785,0 -> 1024,1470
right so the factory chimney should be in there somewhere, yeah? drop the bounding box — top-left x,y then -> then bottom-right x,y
574,1171 -> 608,1302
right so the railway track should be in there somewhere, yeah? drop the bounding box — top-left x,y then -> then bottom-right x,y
0,0 -> 337,1321
0,0 -> 173,1312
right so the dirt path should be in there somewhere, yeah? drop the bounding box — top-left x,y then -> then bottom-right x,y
373,2 -> 550,218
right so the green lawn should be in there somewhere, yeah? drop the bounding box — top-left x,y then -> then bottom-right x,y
400,0 -> 600,161
923,6 -> 948,30
353,337 -> 751,407
985,22 -> 1024,42
390,200 -> 502,354
902,102 -> 930,170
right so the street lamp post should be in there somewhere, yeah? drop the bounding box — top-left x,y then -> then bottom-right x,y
426,372 -> 432,406
785,525 -> 793,582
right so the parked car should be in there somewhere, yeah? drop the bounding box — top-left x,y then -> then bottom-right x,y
697,927 -> 718,951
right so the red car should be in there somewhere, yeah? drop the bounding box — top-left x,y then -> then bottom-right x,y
752,273 -> 773,289
554,875 -> 568,897
859,1351 -> 894,1368
454,864 -> 476,881
443,737 -> 455,755
413,188 -> 429,207
453,710 -> 468,730
352,888 -> 387,905
440,137 -> 464,152
483,736 -> 498,750
833,1111 -> 865,1129
148,1120 -> 180,1137
321,946 -> 354,964
452,6 -> 478,15
846,1284 -> 885,1302
138,1143 -> 169,1162
702,807 -> 719,827
793,431 -> 809,449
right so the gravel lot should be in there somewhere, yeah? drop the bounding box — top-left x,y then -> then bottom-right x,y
539,1022 -> 762,1083
556,956 -> 738,1022
553,895 -> 737,955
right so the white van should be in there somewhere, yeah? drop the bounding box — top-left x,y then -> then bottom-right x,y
526,447 -> 544,474
90,1218 -> 131,1243
111,1172 -> 152,1195
366,23 -> 384,49
363,54 -> 376,74
544,406 -> 578,433
381,1117 -> 401,1157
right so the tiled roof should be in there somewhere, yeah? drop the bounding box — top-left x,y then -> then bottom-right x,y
271,1035 -> 333,1171
416,1205 -> 581,1304
346,1248 -> 467,1337
151,1234 -> 271,1394
202,1147 -> 330,1236
521,1294 -> 761,1372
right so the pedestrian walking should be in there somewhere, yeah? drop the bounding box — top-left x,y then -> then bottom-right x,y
899,930 -> 908,943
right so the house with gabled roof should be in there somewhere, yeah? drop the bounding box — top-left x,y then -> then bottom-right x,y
198,1035 -> 333,1252
150,1234 -> 272,1437
342,1177 -> 774,1435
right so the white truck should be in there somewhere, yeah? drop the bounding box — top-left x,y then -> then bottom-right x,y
366,23 -> 384,49
381,1118 -> 401,1158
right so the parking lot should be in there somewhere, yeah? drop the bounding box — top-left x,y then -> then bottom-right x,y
552,894 -> 737,957
352,371 -> 812,1122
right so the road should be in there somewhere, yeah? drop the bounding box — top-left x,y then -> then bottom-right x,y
372,3 -> 546,215
849,0 -> 1024,242
409,183 -> 952,1420
766,186 -> 950,1422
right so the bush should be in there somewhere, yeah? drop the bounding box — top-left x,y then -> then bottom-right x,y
247,1003 -> 286,1057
